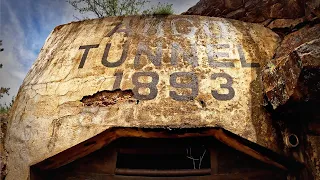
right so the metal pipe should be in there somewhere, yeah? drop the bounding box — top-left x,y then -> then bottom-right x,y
285,134 -> 299,148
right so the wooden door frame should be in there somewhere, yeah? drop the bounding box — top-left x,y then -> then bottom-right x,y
30,127 -> 302,179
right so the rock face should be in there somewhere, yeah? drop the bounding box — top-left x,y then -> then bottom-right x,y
183,0 -> 320,24
263,37 -> 320,109
262,23 -> 320,110
183,0 -> 306,23
5,15 -> 282,179
262,24 -> 320,179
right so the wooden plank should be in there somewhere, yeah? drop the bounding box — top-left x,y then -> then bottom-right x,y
112,170 -> 286,180
210,148 -> 218,174
115,168 -> 211,176
118,147 -> 203,155
32,128 -> 292,171
70,145 -> 117,174
113,175 -> 213,180
35,164 -> 286,180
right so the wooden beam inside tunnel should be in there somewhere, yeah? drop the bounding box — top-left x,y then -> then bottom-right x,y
32,127 -> 301,172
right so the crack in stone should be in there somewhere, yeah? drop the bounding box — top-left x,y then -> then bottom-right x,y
24,75 -> 115,89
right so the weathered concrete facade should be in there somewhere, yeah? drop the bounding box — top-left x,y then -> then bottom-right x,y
5,15 -> 287,179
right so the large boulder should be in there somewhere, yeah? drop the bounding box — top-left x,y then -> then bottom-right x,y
263,37 -> 320,109
5,15 -> 282,179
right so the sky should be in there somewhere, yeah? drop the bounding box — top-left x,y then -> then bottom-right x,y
0,0 -> 199,105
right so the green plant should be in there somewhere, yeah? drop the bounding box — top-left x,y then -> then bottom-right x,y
0,41 -> 8,100
68,0 -> 149,18
0,96 -> 14,114
0,87 -> 10,99
0,40 -> 12,114
67,0 -> 173,18
143,2 -> 174,15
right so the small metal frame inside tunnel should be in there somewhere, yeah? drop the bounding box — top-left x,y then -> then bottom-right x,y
80,89 -> 135,107
30,127 -> 302,179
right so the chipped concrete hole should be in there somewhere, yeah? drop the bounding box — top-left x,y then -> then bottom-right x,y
199,100 -> 206,108
80,89 -> 135,107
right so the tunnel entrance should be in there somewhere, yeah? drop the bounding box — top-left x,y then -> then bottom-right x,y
30,128 -> 290,179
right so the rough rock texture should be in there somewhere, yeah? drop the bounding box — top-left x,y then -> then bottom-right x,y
183,0 -> 319,24
183,0 -> 320,40
5,15 -> 282,180
0,113 -> 8,180
266,18 -> 305,30
262,31 -> 320,179
263,38 -> 320,109
306,135 -> 320,179
184,0 -> 305,22
276,24 -> 320,58
258,23 -> 320,180
262,22 -> 320,110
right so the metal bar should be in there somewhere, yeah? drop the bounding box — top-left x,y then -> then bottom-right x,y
115,168 -> 211,176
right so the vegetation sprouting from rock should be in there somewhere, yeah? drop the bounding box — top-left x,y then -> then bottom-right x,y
68,0 -> 174,19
